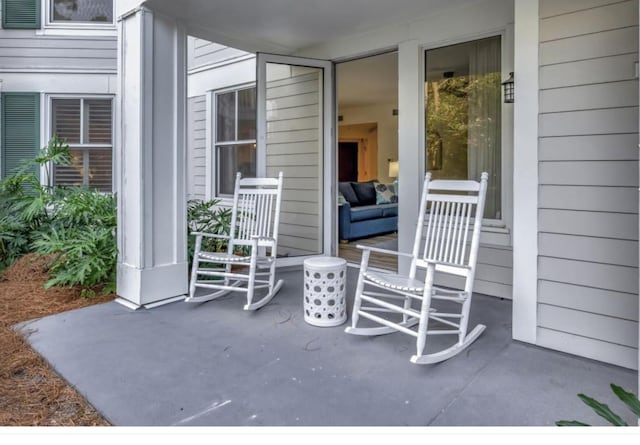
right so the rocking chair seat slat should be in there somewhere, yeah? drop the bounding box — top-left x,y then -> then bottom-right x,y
197,251 -> 275,264
198,251 -> 250,263
364,271 -> 468,299
364,271 -> 425,293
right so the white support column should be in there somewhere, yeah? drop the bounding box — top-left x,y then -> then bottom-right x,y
115,6 -> 188,308
397,40 -> 423,274
512,0 -> 539,343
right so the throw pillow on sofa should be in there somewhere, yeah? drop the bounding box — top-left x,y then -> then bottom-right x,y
374,182 -> 398,204
351,181 -> 378,206
338,182 -> 360,206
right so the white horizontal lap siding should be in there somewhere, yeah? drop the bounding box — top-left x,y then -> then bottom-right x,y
187,96 -> 207,200
0,31 -> 116,71
188,37 -> 251,70
538,0 -> 639,369
435,245 -> 513,299
266,69 -> 322,257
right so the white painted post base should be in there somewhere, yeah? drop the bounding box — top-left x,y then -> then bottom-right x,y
116,263 -> 188,309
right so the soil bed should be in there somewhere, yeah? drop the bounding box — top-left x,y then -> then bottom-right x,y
0,254 -> 112,426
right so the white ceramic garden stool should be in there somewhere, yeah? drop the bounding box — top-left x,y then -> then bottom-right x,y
303,256 -> 348,327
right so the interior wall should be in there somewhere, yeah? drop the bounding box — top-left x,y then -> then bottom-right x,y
338,103 -> 398,183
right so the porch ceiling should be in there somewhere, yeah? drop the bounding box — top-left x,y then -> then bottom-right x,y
144,0 -> 476,54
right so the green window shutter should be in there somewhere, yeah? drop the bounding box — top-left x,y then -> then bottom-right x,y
2,0 -> 41,29
1,92 -> 40,179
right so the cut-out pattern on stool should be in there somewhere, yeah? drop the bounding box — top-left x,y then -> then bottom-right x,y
303,257 -> 347,327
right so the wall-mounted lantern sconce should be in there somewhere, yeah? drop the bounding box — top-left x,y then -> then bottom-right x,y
502,72 -> 514,103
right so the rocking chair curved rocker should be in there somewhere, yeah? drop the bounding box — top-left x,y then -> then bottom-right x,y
185,172 -> 284,311
345,172 -> 489,364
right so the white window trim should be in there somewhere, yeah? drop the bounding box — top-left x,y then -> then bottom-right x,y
44,93 -> 115,191
37,0 -> 116,36
207,82 -> 256,202
421,28 -> 514,248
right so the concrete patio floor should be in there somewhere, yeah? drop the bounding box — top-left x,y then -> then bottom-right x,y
20,266 -> 638,426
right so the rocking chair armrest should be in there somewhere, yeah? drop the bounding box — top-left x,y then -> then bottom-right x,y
355,245 -> 415,258
191,232 -> 230,240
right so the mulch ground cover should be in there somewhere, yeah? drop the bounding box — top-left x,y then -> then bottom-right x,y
0,254 -> 113,426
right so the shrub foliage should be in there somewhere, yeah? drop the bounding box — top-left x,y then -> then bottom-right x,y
1,136 -> 233,294
0,136 -> 117,293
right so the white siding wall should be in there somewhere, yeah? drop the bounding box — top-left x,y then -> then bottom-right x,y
0,30 -> 116,72
187,95 -> 207,200
0,9 -> 117,189
538,0 -> 639,369
188,37 -> 251,71
436,245 -> 513,299
186,37 -> 257,201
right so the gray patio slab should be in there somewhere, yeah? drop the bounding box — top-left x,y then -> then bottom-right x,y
20,266 -> 637,426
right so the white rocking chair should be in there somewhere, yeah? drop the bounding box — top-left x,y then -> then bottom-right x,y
185,172 -> 285,311
345,172 -> 489,364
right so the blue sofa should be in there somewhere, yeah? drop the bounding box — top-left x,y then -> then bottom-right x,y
338,181 -> 398,242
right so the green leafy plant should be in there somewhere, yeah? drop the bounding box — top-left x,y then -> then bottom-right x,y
557,384 -> 640,426
187,199 -> 232,251
31,189 -> 117,291
0,136 -> 117,296
0,135 -> 71,270
186,199 -> 239,272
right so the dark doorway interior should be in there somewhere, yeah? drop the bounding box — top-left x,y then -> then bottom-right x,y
338,142 -> 358,182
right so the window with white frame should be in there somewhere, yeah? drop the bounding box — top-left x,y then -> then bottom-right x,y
48,0 -> 113,25
215,86 -> 257,196
51,97 -> 113,192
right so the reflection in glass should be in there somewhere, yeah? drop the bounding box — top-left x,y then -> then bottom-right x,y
52,0 -> 113,22
216,92 -> 236,142
264,62 -> 324,257
52,99 -> 81,144
237,88 -> 256,140
51,97 -> 113,191
425,36 -> 502,219
217,144 -> 256,195
53,149 -> 84,186
88,149 -> 112,192
53,148 -> 112,192
83,99 -> 112,144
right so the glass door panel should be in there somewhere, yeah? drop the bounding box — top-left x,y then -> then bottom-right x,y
425,36 -> 502,220
257,54 -> 334,263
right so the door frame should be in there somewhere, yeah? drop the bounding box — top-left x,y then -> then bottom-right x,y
256,53 -> 336,266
